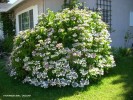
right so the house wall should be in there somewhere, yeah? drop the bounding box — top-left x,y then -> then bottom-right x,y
45,0 -> 64,12
80,0 -> 97,9
14,0 -> 44,16
14,0 -> 97,17
44,0 -> 96,12
111,0 -> 133,47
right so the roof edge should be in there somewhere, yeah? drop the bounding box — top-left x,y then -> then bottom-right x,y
7,0 -> 25,11
0,3 -> 12,12
0,0 -> 26,12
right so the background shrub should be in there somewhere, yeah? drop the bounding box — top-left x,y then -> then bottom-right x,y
10,8 -> 115,88
2,36 -> 14,53
0,36 -> 14,53
0,39 -> 3,52
0,36 -> 14,59
112,47 -> 133,60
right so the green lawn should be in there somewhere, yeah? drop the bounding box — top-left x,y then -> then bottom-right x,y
0,57 -> 133,100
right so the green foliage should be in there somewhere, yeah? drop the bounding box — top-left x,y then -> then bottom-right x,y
0,39 -> 2,51
112,47 -> 133,60
1,12 -> 15,36
10,8 -> 115,88
0,36 -> 14,53
124,30 -> 133,47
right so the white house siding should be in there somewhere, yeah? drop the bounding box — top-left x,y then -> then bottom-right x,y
80,0 -> 97,9
45,0 -> 64,12
111,0 -> 133,47
14,0 -> 44,16
45,0 -> 96,12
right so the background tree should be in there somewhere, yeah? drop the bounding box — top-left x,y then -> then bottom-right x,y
0,0 -> 9,3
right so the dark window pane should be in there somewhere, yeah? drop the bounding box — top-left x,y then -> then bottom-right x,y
22,12 -> 25,30
29,9 -> 34,29
22,12 -> 29,30
19,15 -> 22,31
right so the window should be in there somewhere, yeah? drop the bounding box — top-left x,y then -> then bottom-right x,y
18,9 -> 34,31
96,0 -> 111,28
16,5 -> 38,34
130,12 -> 133,26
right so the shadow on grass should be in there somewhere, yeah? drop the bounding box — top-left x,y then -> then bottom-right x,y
0,57 -> 133,100
0,59 -> 89,100
110,57 -> 133,100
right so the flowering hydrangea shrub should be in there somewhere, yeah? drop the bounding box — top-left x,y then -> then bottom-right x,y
9,8 -> 115,88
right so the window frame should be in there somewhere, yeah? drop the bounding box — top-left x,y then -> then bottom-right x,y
18,9 -> 34,31
130,11 -> 133,26
16,5 -> 38,34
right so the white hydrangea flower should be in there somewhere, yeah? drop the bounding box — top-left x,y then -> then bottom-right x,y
56,43 -> 63,49
10,69 -> 17,77
72,82 -> 79,88
36,35 -> 42,39
66,70 -> 78,80
23,76 -> 31,83
89,68 -> 104,76
23,57 -> 29,62
30,78 -> 40,86
79,79 -> 89,87
80,69 -> 89,76
72,33 -> 78,37
58,29 -> 64,33
60,78 -> 68,87
38,40 -> 44,45
15,57 -> 20,62
45,38 -> 51,44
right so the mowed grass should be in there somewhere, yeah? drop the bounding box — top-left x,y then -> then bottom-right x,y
0,57 -> 133,100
